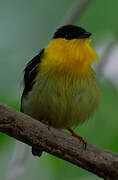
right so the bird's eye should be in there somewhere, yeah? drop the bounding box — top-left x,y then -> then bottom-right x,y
65,34 -> 71,40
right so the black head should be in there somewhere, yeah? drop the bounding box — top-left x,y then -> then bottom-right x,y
53,25 -> 91,40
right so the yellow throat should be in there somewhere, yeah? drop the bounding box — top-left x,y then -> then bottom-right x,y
39,38 -> 98,75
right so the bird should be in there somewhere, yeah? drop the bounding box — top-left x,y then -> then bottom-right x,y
21,25 -> 100,151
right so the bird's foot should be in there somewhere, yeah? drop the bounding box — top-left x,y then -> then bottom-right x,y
67,127 -> 87,149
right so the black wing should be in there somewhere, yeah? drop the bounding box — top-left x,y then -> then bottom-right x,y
21,49 -> 44,112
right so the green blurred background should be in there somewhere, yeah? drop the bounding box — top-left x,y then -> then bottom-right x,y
0,0 -> 118,179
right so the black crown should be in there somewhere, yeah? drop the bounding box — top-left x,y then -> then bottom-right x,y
53,25 -> 91,40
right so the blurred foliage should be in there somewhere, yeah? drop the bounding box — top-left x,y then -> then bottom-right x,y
0,0 -> 118,99
0,0 -> 118,179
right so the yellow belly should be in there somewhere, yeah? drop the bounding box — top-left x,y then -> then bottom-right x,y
22,70 -> 100,129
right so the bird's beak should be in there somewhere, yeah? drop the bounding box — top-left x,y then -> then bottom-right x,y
78,32 -> 92,39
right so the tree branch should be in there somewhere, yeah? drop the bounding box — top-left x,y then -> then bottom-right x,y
0,103 -> 118,180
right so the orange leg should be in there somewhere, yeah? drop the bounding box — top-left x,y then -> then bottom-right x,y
41,119 -> 49,125
67,127 -> 87,149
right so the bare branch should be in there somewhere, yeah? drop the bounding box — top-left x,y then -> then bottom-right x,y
0,103 -> 118,180
61,0 -> 92,25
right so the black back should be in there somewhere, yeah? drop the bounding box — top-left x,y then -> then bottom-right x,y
21,49 -> 44,112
